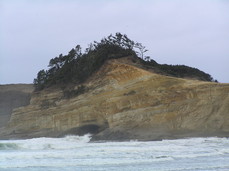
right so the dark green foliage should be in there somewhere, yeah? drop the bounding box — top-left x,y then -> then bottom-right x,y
142,60 -> 214,82
34,33 -> 141,91
34,33 -> 215,91
33,70 -> 48,90
157,64 -> 213,81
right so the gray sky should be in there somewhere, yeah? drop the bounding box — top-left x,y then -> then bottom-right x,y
1,0 -> 229,84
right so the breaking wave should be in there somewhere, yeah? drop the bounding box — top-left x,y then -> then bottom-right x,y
0,142 -> 19,150
0,137 -> 229,171
0,134 -> 91,150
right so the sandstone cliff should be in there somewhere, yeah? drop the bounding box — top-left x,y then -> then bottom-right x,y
1,57 -> 229,140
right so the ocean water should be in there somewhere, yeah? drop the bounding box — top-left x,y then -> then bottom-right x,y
0,135 -> 229,171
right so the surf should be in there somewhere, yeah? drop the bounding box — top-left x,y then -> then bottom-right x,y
0,137 -> 229,171
0,134 -> 91,151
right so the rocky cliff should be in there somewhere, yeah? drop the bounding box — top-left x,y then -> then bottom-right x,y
0,57 -> 229,140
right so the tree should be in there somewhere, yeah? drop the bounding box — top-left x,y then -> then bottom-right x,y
34,33 -> 142,90
122,34 -> 135,50
134,42 -> 148,59
33,70 -> 47,90
144,56 -> 150,61
66,48 -> 76,63
75,45 -> 82,58
49,56 -> 61,70
85,43 -> 94,53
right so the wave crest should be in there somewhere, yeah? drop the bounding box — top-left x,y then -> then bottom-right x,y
0,134 -> 91,150
0,143 -> 19,150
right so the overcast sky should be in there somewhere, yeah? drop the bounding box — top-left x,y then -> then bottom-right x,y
1,0 -> 229,84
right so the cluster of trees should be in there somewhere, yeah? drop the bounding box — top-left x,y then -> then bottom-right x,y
34,33 -> 148,90
158,64 -> 214,81
143,60 -> 215,82
34,33 -> 215,91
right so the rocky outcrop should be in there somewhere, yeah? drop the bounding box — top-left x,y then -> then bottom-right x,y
0,57 -> 229,140
0,84 -> 33,128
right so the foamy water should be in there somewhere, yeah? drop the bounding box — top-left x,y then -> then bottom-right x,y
0,135 -> 229,171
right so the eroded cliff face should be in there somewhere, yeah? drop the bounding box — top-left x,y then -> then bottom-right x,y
1,58 -> 229,140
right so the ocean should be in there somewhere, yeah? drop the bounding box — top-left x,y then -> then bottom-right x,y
0,135 -> 229,171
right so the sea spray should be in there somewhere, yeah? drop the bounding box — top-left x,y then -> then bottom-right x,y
0,142 -> 19,150
0,137 -> 229,171
0,134 -> 92,151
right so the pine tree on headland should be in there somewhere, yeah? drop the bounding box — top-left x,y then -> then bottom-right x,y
33,32 -> 215,91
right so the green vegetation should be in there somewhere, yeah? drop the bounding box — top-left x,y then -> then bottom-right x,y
34,33 -> 141,90
141,60 -> 215,82
34,33 -> 215,91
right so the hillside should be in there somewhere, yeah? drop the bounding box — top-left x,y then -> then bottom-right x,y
0,84 -> 33,128
0,57 -> 228,140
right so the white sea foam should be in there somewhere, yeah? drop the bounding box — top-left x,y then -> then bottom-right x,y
0,134 -> 91,150
0,136 -> 229,171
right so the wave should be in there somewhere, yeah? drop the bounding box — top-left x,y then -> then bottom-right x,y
0,134 -> 91,150
0,142 -> 19,150
0,137 -> 229,170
